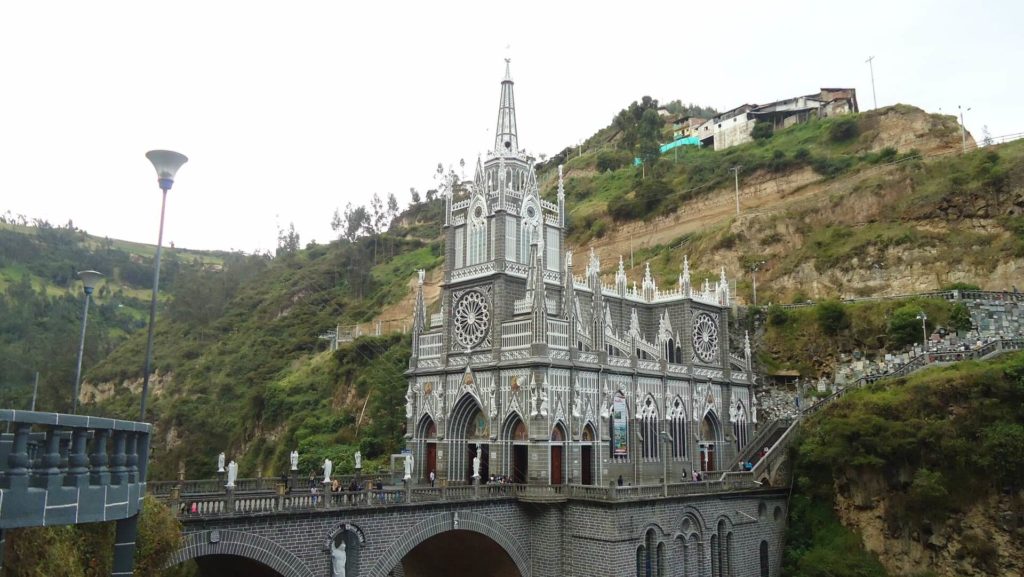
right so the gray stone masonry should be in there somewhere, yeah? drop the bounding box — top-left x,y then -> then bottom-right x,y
170,490 -> 789,577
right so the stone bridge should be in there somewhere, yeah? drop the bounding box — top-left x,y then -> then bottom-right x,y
166,483 -> 791,577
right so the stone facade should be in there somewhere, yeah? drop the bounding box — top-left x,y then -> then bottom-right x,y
172,490 -> 789,576
404,62 -> 758,491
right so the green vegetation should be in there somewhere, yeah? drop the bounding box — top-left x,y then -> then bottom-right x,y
759,297 -> 955,376
786,352 -> 1024,575
4,496 -> 180,577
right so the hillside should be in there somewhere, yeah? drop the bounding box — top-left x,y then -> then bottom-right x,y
3,98 -> 1020,485
785,352 -> 1024,577
526,104 -> 1020,305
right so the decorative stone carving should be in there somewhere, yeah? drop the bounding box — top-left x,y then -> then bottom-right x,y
692,312 -> 719,363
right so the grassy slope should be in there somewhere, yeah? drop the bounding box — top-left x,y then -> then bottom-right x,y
786,352 -> 1024,576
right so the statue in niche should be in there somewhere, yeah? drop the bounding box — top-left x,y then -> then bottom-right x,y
572,392 -> 582,419
539,384 -> 550,418
331,539 -> 347,577
405,385 -> 414,418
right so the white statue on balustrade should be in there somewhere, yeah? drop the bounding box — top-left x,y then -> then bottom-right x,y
472,444 -> 481,479
226,460 -> 238,488
217,452 -> 225,473
404,454 -> 414,480
323,458 -> 333,484
290,450 -> 299,472
354,451 -> 362,470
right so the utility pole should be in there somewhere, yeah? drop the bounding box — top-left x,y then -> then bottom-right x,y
959,105 -> 971,153
730,166 -> 741,215
865,56 -> 877,109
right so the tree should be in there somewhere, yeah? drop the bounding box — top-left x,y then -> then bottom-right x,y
387,193 -> 400,226
888,305 -> 927,349
752,121 -> 774,140
330,208 -> 343,233
275,223 -> 300,257
410,188 -> 421,204
816,301 -> 849,336
341,203 -> 368,242
637,108 -> 663,170
949,303 -> 973,333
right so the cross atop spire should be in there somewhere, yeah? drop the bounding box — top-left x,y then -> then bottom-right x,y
494,59 -> 519,155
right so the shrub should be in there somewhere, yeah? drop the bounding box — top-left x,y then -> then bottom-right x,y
828,116 -> 859,142
751,121 -> 774,140
596,150 -> 630,172
793,147 -> 811,163
810,155 -> 854,178
768,305 -> 790,327
816,300 -> 850,335
888,305 -> 927,348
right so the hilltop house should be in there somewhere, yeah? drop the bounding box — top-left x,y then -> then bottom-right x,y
698,88 -> 858,151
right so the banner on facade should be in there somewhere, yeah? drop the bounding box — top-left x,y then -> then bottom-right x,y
611,392 -> 628,457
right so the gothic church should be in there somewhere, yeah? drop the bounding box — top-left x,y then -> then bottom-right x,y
405,62 -> 756,487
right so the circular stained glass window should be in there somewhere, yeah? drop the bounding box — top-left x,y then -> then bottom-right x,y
453,290 -> 490,349
692,312 -> 719,363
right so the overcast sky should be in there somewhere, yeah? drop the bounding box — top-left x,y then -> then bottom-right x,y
2,1 -> 1021,253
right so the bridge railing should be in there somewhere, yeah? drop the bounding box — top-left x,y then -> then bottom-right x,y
0,409 -> 151,529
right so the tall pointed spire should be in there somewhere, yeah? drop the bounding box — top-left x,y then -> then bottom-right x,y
494,59 -> 519,155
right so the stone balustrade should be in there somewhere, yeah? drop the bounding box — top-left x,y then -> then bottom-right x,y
0,410 -> 151,529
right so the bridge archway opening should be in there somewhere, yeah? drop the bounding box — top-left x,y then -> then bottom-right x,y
189,555 -> 287,577
398,529 -> 521,577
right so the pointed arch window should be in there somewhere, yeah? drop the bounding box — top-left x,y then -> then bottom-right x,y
640,396 -> 659,461
732,402 -> 749,453
468,200 -> 488,265
669,398 -> 687,459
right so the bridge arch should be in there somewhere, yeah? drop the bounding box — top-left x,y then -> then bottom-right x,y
167,529 -> 313,577
366,510 -> 530,577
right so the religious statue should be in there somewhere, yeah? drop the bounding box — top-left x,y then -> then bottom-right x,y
289,450 -> 299,472
572,392 -> 582,419
226,460 -> 238,488
539,384 -> 550,418
488,383 -> 497,418
405,385 -> 414,419
322,458 -> 333,484
217,452 -> 226,473
472,453 -> 481,479
354,451 -> 362,470
403,454 -> 414,480
331,539 -> 347,577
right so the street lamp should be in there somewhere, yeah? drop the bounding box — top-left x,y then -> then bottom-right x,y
140,150 -> 188,421
916,311 -> 928,350
959,105 -> 971,153
751,261 -> 766,307
72,270 -> 103,413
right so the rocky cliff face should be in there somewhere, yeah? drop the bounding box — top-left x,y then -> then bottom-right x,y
835,488 -> 1024,576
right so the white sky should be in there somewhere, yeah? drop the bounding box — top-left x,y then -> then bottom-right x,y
2,1 -> 1021,253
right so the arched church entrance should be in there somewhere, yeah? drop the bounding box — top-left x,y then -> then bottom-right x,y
449,394 -> 489,484
501,414 -> 528,484
416,415 -> 438,484
550,423 -> 566,485
698,411 -> 722,472
580,423 -> 596,485
397,530 -> 522,577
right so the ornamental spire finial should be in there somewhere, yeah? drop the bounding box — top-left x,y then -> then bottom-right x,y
494,60 -> 519,154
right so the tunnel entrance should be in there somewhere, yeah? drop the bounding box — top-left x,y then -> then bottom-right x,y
399,529 -> 521,577
189,555 -> 286,577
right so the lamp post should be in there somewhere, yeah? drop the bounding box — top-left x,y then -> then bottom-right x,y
140,150 -> 188,421
959,105 -> 971,153
72,270 -> 103,414
730,166 -> 742,215
751,260 -> 766,307
916,311 -> 928,350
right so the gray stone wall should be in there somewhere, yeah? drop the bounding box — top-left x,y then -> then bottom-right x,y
172,490 -> 789,577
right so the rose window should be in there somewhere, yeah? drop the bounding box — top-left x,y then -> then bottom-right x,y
453,290 -> 490,349
692,312 -> 719,363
